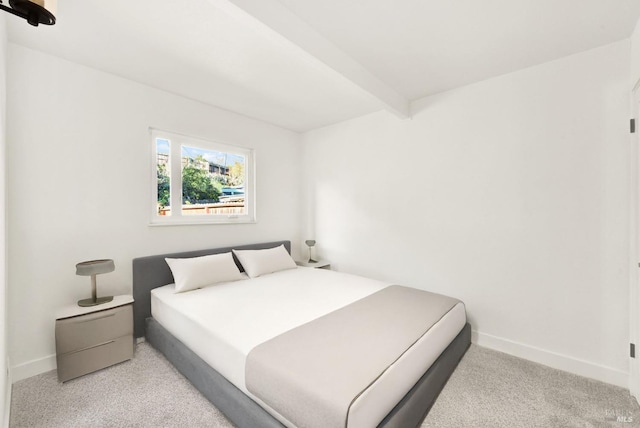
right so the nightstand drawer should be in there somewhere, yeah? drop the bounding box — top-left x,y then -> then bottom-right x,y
56,304 -> 132,354
56,334 -> 133,382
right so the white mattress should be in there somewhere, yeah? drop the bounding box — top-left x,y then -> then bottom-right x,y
151,267 -> 466,428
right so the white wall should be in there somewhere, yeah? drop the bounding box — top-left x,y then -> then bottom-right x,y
0,14 -> 7,428
6,45 -> 302,380
632,17 -> 640,89
302,41 -> 631,386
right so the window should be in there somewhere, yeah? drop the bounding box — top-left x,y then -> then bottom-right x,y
151,129 -> 255,225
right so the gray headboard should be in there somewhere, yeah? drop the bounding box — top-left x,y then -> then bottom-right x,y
132,240 -> 291,338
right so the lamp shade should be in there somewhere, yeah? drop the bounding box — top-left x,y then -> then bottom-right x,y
76,259 -> 115,276
21,0 -> 57,14
7,0 -> 56,25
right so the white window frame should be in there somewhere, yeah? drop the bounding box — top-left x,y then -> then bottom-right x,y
150,128 -> 256,226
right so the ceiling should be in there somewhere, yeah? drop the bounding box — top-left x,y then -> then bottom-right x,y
7,0 -> 640,132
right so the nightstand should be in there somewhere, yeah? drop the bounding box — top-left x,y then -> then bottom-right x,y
55,295 -> 134,382
296,260 -> 331,269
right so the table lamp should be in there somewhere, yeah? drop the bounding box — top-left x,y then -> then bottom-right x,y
305,240 -> 318,263
76,259 -> 115,307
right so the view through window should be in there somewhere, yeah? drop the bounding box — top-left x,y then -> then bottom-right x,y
152,130 -> 254,224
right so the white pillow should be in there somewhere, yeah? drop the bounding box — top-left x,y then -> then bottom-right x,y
233,244 -> 297,278
165,252 -> 244,293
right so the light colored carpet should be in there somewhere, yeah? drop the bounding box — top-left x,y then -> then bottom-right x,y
10,342 -> 639,427
10,343 -> 232,428
424,346 -> 639,428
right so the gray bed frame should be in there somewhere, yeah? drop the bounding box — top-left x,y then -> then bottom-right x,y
133,240 -> 471,428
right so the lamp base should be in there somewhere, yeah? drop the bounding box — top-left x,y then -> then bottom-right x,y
78,296 -> 113,307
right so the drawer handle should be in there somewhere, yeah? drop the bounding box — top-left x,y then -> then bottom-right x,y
66,340 -> 115,355
73,313 -> 116,323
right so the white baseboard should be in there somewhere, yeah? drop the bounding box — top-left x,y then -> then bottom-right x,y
10,354 -> 55,383
632,372 -> 640,406
472,330 -> 628,388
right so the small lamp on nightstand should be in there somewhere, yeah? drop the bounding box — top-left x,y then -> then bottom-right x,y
305,240 -> 318,263
76,259 -> 115,307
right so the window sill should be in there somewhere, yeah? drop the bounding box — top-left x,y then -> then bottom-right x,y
149,218 -> 256,226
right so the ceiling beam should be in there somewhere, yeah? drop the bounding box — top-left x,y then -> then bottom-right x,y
209,0 -> 410,119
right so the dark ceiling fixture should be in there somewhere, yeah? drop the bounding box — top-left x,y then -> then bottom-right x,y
0,0 -> 55,26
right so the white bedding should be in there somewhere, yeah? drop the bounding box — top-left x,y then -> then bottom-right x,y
151,267 -> 466,428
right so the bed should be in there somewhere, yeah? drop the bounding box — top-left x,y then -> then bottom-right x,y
133,240 -> 471,428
